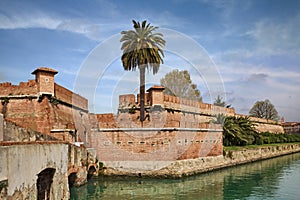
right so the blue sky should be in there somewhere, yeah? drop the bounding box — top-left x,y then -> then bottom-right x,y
0,0 -> 300,122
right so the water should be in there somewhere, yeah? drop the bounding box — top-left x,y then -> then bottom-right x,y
70,152 -> 300,199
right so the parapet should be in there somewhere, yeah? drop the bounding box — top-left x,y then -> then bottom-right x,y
0,80 -> 37,96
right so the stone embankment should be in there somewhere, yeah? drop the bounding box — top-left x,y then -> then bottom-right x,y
103,143 -> 300,178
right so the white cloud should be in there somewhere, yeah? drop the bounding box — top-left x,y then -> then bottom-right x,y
0,13 -> 60,29
247,15 -> 300,55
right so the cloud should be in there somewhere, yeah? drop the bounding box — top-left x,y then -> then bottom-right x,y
246,73 -> 268,82
0,13 -> 60,30
247,15 -> 300,55
0,1 -> 126,41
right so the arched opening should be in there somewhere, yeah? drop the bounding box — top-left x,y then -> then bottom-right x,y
87,166 -> 97,180
68,172 -> 77,187
36,168 -> 56,200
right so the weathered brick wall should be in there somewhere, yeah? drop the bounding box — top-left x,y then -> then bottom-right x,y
35,71 -> 55,94
90,129 -> 222,162
0,96 -> 90,144
2,118 -> 57,142
90,109 -> 223,163
96,110 -> 220,130
0,81 -> 37,96
236,114 -> 284,133
54,83 -> 88,111
0,98 -> 51,133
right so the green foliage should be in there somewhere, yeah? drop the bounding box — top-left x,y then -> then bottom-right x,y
128,105 -> 136,114
1,97 -> 9,105
160,69 -> 202,102
49,97 -> 59,105
212,114 -> 300,146
120,20 -> 165,121
98,162 -> 104,169
214,95 -> 226,107
120,20 -> 165,74
249,99 -> 279,120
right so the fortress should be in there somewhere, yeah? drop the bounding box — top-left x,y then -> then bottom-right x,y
0,67 -> 289,198
0,67 -> 284,173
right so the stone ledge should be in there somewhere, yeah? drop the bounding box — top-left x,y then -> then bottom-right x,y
101,143 -> 300,178
95,127 -> 223,132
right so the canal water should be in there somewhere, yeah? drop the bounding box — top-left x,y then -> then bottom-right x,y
70,152 -> 300,199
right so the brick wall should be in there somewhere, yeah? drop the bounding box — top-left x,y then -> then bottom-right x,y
54,84 -> 88,111
0,81 -> 37,96
90,129 -> 222,162
35,71 -> 55,94
2,118 -> 57,142
0,95 -> 90,144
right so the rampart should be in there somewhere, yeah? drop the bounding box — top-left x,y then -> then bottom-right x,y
0,80 -> 38,96
117,86 -> 284,133
0,68 -> 91,144
54,83 -> 88,111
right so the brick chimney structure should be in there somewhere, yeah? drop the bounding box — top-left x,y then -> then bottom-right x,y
31,67 -> 58,96
147,85 -> 165,106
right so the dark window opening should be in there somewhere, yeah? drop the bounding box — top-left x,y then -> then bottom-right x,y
37,168 -> 56,200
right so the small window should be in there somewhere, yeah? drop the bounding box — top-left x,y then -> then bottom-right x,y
45,78 -> 49,82
139,141 -> 145,144
116,141 -> 122,145
128,141 -> 133,145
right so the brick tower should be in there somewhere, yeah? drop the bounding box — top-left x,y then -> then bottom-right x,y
31,67 -> 58,96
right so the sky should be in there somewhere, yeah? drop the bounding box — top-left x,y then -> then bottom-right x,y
0,0 -> 300,122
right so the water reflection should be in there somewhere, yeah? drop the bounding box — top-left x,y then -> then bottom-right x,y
71,153 -> 300,199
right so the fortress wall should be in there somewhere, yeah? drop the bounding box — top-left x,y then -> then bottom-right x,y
0,80 -> 37,96
0,96 -> 90,143
2,117 -> 57,142
90,129 -> 223,164
54,83 -> 88,111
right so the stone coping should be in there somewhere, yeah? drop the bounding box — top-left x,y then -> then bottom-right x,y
93,127 -> 223,132
0,141 -> 69,146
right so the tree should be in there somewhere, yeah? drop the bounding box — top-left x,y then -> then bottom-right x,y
120,20 -> 165,122
160,69 -> 202,102
214,95 -> 226,107
211,114 -> 257,146
249,99 -> 279,120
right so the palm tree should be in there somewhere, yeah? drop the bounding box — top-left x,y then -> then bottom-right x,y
120,20 -> 165,122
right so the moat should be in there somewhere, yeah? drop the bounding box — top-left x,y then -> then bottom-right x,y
70,152 -> 300,199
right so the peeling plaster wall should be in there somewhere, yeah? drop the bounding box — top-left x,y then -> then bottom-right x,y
0,143 -> 70,199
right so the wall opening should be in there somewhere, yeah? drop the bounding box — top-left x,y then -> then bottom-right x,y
68,172 -> 77,187
36,168 -> 56,200
87,166 -> 97,180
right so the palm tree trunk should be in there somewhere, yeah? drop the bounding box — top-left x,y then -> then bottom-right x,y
139,65 -> 145,123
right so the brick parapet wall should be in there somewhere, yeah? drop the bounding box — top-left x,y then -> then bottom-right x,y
54,84 -> 88,111
94,111 -> 221,130
116,92 -> 283,133
0,80 -> 37,96
117,93 -> 235,116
